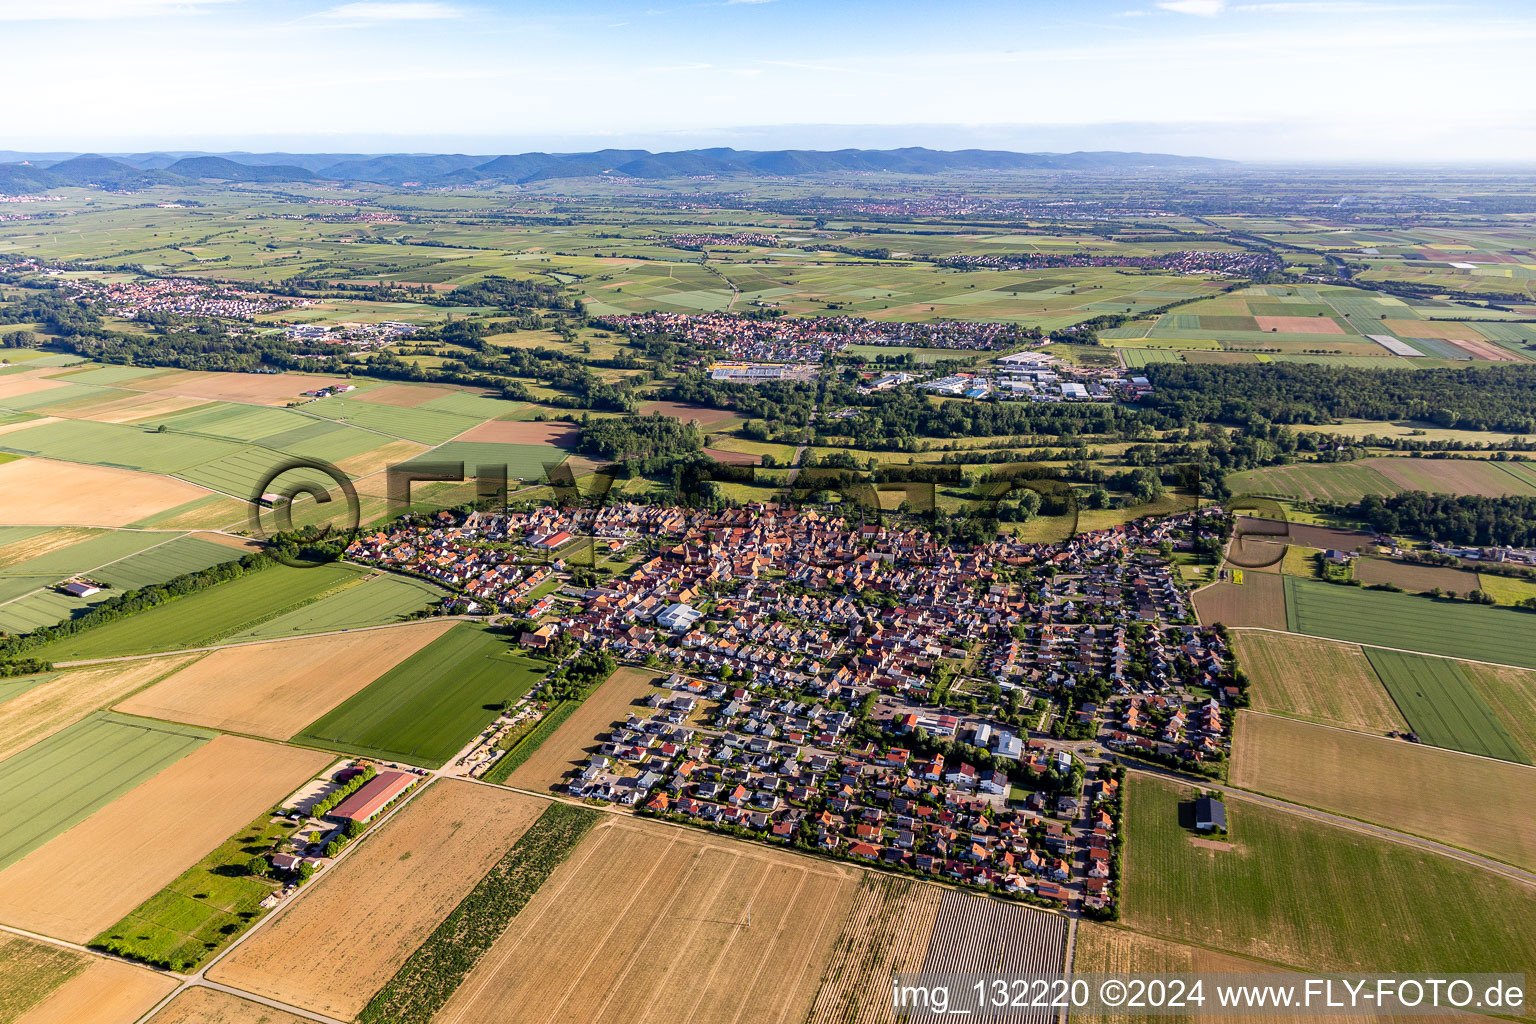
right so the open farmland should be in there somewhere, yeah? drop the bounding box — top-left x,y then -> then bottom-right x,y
502,665 -> 663,791
0,457 -> 211,526
1229,457 -> 1536,502
1460,662 -> 1536,764
210,781 -> 548,1020
1364,648 -> 1528,763
1284,576 -> 1536,669
0,712 -> 212,871
0,656 -> 198,762
1191,572 -> 1287,630
141,988 -> 311,1024
805,877 -> 944,1024
0,735 -> 330,942
428,815 -> 857,1024
217,571 -> 446,642
115,619 -> 455,739
1122,774 -> 1536,975
1231,711 -> 1536,871
910,892 -> 1069,1024
1350,557 -> 1483,595
1478,572 -> 1536,607
33,561 -> 364,660
293,623 -> 545,767
0,934 -> 175,1024
1231,631 -> 1405,733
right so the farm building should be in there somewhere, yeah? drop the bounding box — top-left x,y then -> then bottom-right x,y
328,770 -> 415,824
1195,796 -> 1227,832
58,579 -> 102,597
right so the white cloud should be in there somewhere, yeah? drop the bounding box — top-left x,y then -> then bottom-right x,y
1156,0 -> 1227,14
318,2 -> 462,21
0,0 -> 236,19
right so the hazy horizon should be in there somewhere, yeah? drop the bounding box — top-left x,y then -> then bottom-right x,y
4,0 -> 1534,163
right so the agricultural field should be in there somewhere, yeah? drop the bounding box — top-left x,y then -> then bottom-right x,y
0,735 -> 330,942
1364,648 -> 1529,763
216,571 -> 447,642
501,665 -> 664,791
292,623 -> 546,767
805,877 -> 944,1024
1191,572 -> 1287,630
1231,631 -> 1406,734
1349,557 -> 1483,595
1478,571 -> 1536,607
210,781 -> 548,1020
1229,457 -> 1536,503
1231,712 -> 1536,871
1460,662 -> 1536,765
140,988 -> 311,1024
1121,774 -> 1536,975
1284,576 -> 1536,669
427,814 -> 856,1024
115,619 -> 455,739
32,561 -> 364,660
0,456 -> 211,527
0,712 -> 213,871
0,933 -> 175,1024
0,656 -> 198,762
917,891 -> 1069,1024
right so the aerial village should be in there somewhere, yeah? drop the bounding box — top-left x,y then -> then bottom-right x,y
345,501 -> 1240,913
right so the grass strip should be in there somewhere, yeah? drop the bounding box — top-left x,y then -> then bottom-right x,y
357,802 -> 599,1024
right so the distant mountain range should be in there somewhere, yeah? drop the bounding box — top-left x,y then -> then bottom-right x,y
0,146 -> 1236,193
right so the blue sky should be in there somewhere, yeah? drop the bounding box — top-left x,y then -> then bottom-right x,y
4,0 -> 1534,161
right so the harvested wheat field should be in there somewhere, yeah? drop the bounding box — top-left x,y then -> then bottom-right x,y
0,458 -> 211,527
0,416 -> 60,437
0,376 -> 70,402
806,876 -> 943,1024
1072,923 -> 1425,1024
149,984 -> 320,1024
453,418 -> 579,446
352,383 -> 461,407
11,955 -> 175,1024
210,781 -> 548,1020
44,392 -> 209,425
0,526 -> 99,569
0,735 -> 331,942
134,370 -> 354,406
433,816 -> 856,1024
504,666 -> 664,791
636,400 -> 738,427
1231,712 -> 1536,872
1352,557 -> 1482,595
1381,319 -> 1488,342
1253,316 -> 1345,334
1192,572 -> 1287,630
115,620 -> 455,739
187,531 -> 264,552
0,656 -> 200,762
1232,631 -> 1406,734
334,438 -> 430,479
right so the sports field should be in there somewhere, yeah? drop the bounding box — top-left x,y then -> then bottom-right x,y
0,735 -> 330,942
33,561 -> 364,660
115,619 -> 456,739
210,781 -> 549,1019
0,712 -> 212,871
1231,712 -> 1536,871
293,623 -> 546,767
1231,631 -> 1405,734
1284,576 -> 1536,669
431,815 -> 856,1024
1121,774 -> 1536,975
503,665 -> 664,791
1364,648 -> 1529,763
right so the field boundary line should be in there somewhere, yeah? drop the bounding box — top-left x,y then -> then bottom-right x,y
1127,765 -> 1536,889
1227,625 -> 1536,674
1239,707 -> 1536,772
0,530 -> 196,613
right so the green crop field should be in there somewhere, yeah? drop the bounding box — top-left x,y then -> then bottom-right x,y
1122,775 -> 1536,975
0,712 -> 213,870
92,807 -> 300,971
293,623 -> 546,767
1363,648 -> 1528,763
1227,462 -> 1401,502
220,571 -> 446,641
33,562 -> 364,660
1283,576 -> 1536,669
